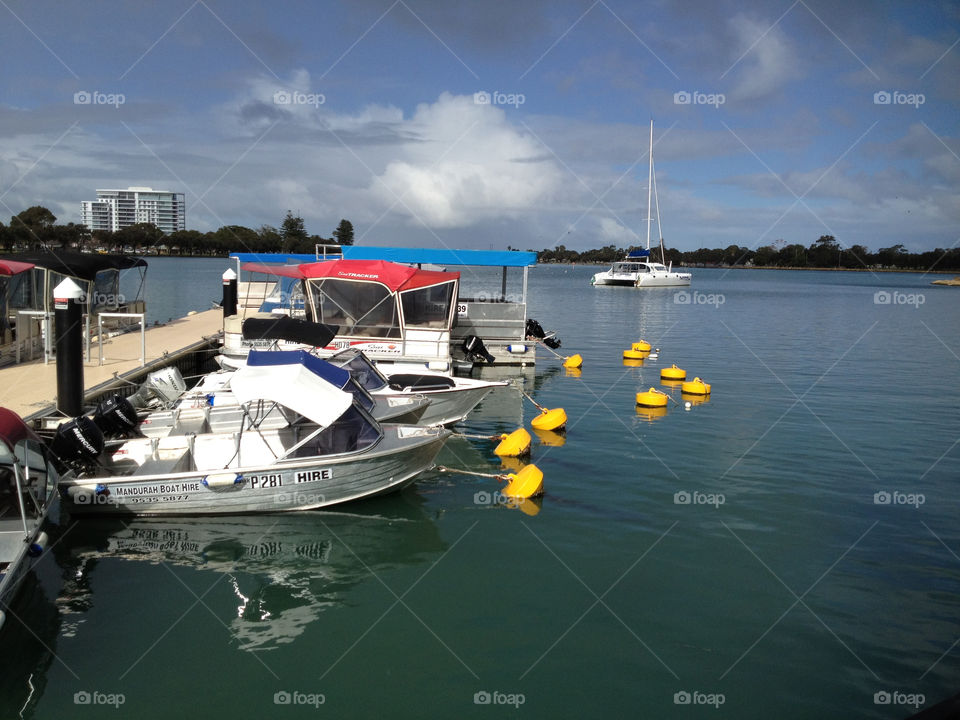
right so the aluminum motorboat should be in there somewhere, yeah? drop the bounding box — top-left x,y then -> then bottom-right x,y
55,353 -> 449,516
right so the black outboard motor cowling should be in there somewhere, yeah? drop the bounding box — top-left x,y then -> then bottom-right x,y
50,416 -> 104,473
94,394 -> 140,438
461,335 -> 495,364
525,318 -> 562,349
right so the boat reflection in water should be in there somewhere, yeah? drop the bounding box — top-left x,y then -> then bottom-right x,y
61,494 -> 445,652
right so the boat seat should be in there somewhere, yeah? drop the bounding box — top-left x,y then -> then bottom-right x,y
388,374 -> 455,391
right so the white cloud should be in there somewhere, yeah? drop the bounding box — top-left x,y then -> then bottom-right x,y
727,14 -> 804,101
370,93 -> 563,228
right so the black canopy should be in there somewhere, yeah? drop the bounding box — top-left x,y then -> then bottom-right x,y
242,316 -> 339,348
0,250 -> 147,281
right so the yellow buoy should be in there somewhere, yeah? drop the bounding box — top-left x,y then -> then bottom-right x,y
636,387 -> 668,408
502,464 -> 544,499
532,427 -> 566,447
632,340 -> 652,352
623,349 -> 648,360
494,428 -> 532,457
563,353 -> 583,369
623,357 -> 644,368
660,364 -> 686,381
531,407 -> 567,431
680,377 -> 711,396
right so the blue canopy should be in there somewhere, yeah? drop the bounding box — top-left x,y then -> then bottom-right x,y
231,246 -> 537,268
247,350 -> 350,390
340,246 -> 536,268
626,249 -> 651,258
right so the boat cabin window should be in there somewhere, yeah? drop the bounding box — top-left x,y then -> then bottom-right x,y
293,405 -> 381,457
400,282 -> 455,329
6,270 -> 38,312
93,270 -> 122,311
306,279 -> 401,338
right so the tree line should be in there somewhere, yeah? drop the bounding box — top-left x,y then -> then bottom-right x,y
0,206 -> 355,256
536,235 -> 960,271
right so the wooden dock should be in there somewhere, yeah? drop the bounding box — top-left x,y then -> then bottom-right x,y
0,309 -> 223,419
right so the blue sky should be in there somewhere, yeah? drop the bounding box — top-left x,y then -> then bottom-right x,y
0,0 -> 957,253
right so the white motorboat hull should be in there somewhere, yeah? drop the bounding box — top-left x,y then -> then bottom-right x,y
59,426 -> 448,516
384,380 -> 503,426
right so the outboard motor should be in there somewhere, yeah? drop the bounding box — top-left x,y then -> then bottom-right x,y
461,335 -> 495,364
49,416 -> 104,474
525,318 -> 562,350
93,394 -> 141,438
128,367 -> 188,409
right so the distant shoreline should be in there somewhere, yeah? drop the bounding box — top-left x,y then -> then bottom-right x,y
564,262 -> 958,275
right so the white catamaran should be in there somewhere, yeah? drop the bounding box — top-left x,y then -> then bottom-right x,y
592,120 -> 692,288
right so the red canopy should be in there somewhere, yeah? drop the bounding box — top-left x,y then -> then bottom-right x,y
0,407 -> 39,452
0,260 -> 35,276
241,259 -> 458,292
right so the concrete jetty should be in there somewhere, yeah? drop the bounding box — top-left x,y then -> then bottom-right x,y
0,309 -> 223,418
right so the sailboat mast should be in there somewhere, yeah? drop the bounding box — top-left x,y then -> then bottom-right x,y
646,119 -> 653,251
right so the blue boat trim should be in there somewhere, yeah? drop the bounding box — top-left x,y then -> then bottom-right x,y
231,246 -> 537,268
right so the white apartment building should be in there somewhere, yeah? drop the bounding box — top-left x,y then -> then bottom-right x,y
80,187 -> 185,234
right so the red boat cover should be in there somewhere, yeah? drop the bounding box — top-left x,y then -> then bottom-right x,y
0,260 -> 35,276
0,408 -> 38,452
241,259 -> 458,292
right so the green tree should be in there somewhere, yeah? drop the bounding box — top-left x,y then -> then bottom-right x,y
114,223 -> 164,253
333,219 -> 355,246
281,211 -> 307,252
258,225 -> 282,253
11,205 -> 56,230
807,235 -> 840,267
877,244 -> 906,268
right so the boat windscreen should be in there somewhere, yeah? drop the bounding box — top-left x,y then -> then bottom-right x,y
291,405 -> 381,457
331,349 -> 389,392
306,279 -> 401,338
400,282 -> 455,328
93,270 -> 121,311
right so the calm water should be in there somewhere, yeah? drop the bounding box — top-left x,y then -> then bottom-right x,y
5,260 -> 959,719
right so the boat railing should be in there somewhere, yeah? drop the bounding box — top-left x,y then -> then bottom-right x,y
315,244 -> 343,261
97,311 -> 146,367
14,310 -> 52,365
